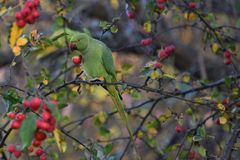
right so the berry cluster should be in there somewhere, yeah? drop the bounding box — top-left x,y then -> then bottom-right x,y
224,50 -> 232,65
158,44 -> 176,58
156,0 -> 167,11
7,97 -> 57,159
141,38 -> 153,46
15,0 -> 40,28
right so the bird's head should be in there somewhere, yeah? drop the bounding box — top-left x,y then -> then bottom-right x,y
69,33 -> 90,53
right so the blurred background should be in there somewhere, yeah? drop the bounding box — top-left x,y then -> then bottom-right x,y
0,0 -> 240,160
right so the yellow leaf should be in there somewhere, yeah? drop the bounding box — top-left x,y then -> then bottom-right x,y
53,128 -> 67,153
219,116 -> 227,125
8,22 -> 24,49
184,12 -> 197,21
217,103 -> 225,111
150,70 -> 160,79
16,37 -> 28,46
137,131 -> 144,138
99,76 -> 105,81
74,66 -> 82,74
163,73 -> 176,79
148,128 -> 158,136
43,79 -> 48,85
143,21 -> 152,33
110,0 -> 119,9
0,6 -> 7,17
211,43 -> 220,54
182,73 -> 190,83
12,46 -> 21,56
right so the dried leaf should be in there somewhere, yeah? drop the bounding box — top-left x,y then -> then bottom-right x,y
53,128 -> 67,153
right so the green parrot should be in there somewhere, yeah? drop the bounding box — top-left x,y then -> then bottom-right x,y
67,30 -> 135,139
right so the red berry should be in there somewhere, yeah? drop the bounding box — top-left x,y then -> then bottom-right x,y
11,120 -> 21,129
42,111 -> 51,121
8,144 -> 16,153
127,11 -> 136,19
72,56 -> 81,65
8,112 -> 15,119
188,2 -> 196,9
33,0 -> 40,7
157,0 -> 166,4
25,1 -> 35,9
15,12 -> 23,20
26,15 -> 35,24
28,146 -> 34,152
30,97 -> 41,111
69,43 -> 77,52
175,124 -> 183,133
23,100 -> 31,108
34,131 -> 47,141
40,155 -> 47,160
13,150 -> 22,158
32,139 -> 41,147
224,58 -> 232,65
215,119 -> 220,125
224,50 -> 231,59
141,38 -> 152,46
158,4 -> 165,11
36,119 -> 42,128
46,125 -> 55,133
32,10 -> 40,18
154,62 -> 162,68
158,50 -> 168,58
21,7 -> 31,17
16,19 -> 26,28
41,122 -> 51,131
16,112 -> 25,122
36,148 -> 44,156
49,117 -> 56,125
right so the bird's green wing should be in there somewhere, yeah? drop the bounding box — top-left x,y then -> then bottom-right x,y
101,44 -> 117,82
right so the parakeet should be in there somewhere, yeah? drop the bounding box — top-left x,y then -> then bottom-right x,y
67,30 -> 135,140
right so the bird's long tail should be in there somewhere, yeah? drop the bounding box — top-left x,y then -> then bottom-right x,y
106,85 -> 140,159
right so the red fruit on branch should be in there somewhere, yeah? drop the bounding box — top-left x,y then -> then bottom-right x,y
36,148 -> 44,156
188,2 -> 197,9
13,150 -> 22,158
158,50 -> 168,58
15,12 -> 23,20
141,38 -> 153,46
158,4 -> 165,11
72,56 -> 81,65
32,10 -> 40,18
175,124 -> 183,133
224,50 -> 231,59
154,62 -> 162,68
23,100 -> 31,108
42,111 -> 51,121
32,140 -> 41,147
28,146 -> 34,152
21,7 -> 31,17
157,0 -> 166,4
40,155 -> 47,160
127,11 -> 136,19
7,144 -> 16,153
16,113 -> 25,122
8,112 -> 15,119
30,97 -> 41,111
224,58 -> 232,65
33,0 -> 40,7
16,19 -> 26,28
34,131 -> 47,141
11,120 -> 21,129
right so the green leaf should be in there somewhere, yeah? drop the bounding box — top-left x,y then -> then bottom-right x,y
20,114 -> 37,148
236,18 -> 240,28
121,63 -> 133,72
99,21 -> 111,30
224,77 -> 232,88
197,126 -> 206,138
104,143 -> 113,155
110,25 -> 118,33
3,89 -> 22,112
99,126 -> 110,137
197,146 -> 206,157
